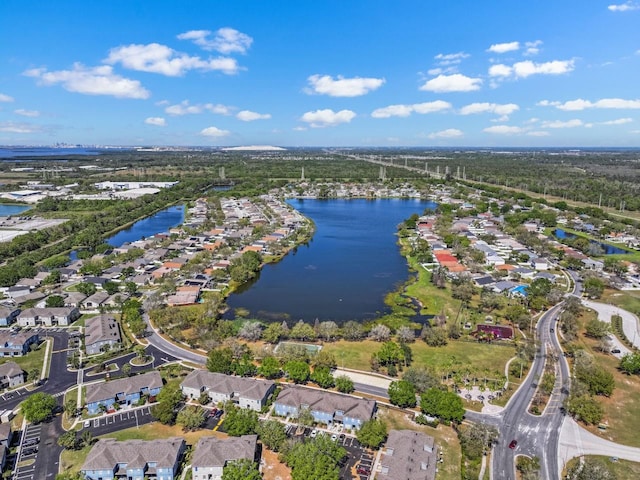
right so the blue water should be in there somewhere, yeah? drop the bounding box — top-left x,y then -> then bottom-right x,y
106,205 -> 185,248
0,204 -> 31,216
553,228 -> 630,255
224,198 -> 438,323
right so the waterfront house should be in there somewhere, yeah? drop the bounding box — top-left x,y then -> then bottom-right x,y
84,314 -> 122,355
17,307 -> 79,327
0,307 -> 20,327
0,330 -> 39,357
376,430 -> 437,480
180,370 -> 275,411
86,371 -> 162,414
274,385 -> 376,430
81,437 -> 185,480
191,435 -> 257,480
0,361 -> 25,389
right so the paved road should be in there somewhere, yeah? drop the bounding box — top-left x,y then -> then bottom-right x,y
142,312 -> 207,365
582,299 -> 640,350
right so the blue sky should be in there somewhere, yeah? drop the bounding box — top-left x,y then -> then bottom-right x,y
1,0 -> 639,147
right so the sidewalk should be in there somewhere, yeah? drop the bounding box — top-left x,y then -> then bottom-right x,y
333,368 -> 392,390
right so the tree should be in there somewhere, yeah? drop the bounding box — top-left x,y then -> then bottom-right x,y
342,320 -> 364,340
103,281 -> 120,295
458,423 -> 499,460
238,321 -> 263,341
317,321 -> 340,341
285,435 -> 346,480
21,392 -> 57,423
290,320 -> 316,341
335,375 -> 355,394
369,324 -> 391,342
177,405 -> 206,431
420,388 -> 464,423
356,419 -> 388,449
258,355 -> 281,379
222,459 -> 263,480
76,282 -> 97,296
565,394 -> 603,425
402,366 -> 441,393
284,360 -> 310,384
224,404 -> 259,436
374,341 -> 406,367
263,322 -> 286,344
121,363 -> 132,377
28,367 -> 40,385
207,347 -> 234,374
64,398 -> 77,417
619,353 -> 640,375
151,383 -> 183,425
422,326 -> 448,347
256,419 -> 288,452
297,406 -> 314,427
312,350 -> 337,369
57,431 -> 79,450
516,456 -> 541,480
388,380 -> 417,408
585,318 -> 610,339
396,326 -> 415,343
310,366 -> 335,389
584,277 -> 605,299
46,295 -> 65,308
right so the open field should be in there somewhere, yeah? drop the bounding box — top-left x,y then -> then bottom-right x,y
564,455 -> 640,478
601,289 -> 640,315
323,339 -> 515,375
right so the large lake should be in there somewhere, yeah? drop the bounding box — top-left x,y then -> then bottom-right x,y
106,205 -> 185,248
225,198 -> 437,323
0,204 -> 31,216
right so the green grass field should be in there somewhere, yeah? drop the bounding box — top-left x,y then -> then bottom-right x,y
564,456 -> 640,478
0,338 -> 47,375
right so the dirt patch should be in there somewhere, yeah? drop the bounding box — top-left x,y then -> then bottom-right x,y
262,448 -> 291,480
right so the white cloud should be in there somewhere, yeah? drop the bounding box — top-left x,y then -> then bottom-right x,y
14,109 -> 40,118
200,126 -> 230,137
459,102 -> 519,116
527,131 -> 550,136
24,64 -> 150,99
608,2 -> 640,11
420,74 -> 482,93
541,98 -> 640,110
524,40 -> 543,56
105,43 -> 240,76
483,125 -> 524,134
300,109 -> 356,128
145,117 -> 166,126
177,28 -> 253,54
371,100 -> 451,118
0,93 -> 14,102
488,41 -> 520,54
541,119 -> 584,128
428,128 -> 463,139
599,117 -> 633,125
293,126 -> 307,131
165,100 -> 232,116
306,74 -> 385,97
236,110 -> 271,121
512,60 -> 575,78
0,121 -> 43,133
434,52 -> 470,65
488,64 -> 513,77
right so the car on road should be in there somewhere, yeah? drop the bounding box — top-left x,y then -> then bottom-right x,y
84,420 -> 91,428
310,429 -> 318,438
509,440 -> 518,449
611,349 -> 621,354
331,434 -> 338,441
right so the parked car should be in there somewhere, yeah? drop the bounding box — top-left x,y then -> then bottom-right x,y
611,349 -> 621,354
310,429 -> 318,438
357,466 -> 371,474
331,434 -> 338,441
23,438 -> 39,447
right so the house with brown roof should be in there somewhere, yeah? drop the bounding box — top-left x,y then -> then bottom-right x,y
86,371 -> 163,414
180,370 -> 275,411
81,437 -> 185,480
274,385 -> 376,430
191,435 -> 257,480
84,314 -> 122,355
0,361 -> 25,389
375,430 -> 437,480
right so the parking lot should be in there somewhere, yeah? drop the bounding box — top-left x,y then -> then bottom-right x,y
13,423 -> 42,480
283,424 -> 374,479
86,406 -> 153,436
0,387 -> 28,403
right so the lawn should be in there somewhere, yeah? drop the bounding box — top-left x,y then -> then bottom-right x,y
403,255 -> 461,318
378,407 -> 461,480
0,338 -> 47,375
323,339 -> 515,376
601,289 -> 640,316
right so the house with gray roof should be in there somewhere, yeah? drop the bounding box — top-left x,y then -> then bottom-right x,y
86,371 -> 162,414
0,423 -> 12,448
191,435 -> 257,480
376,429 -> 437,480
82,291 -> 110,310
0,361 -> 25,389
180,370 -> 275,412
0,307 -> 20,327
274,385 -> 376,430
17,307 -> 79,327
81,437 -> 185,480
85,314 -> 122,355
0,330 -> 39,357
